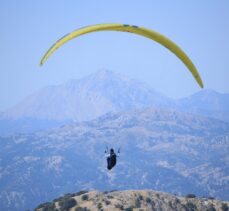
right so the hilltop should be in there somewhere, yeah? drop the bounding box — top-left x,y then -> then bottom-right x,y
35,189 -> 229,211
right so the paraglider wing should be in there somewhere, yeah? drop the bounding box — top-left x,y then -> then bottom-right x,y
40,23 -> 203,88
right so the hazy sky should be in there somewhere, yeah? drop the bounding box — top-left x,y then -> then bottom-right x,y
1,0 -> 229,111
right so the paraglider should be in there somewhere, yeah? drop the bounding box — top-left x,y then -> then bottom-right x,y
40,23 -> 204,88
105,147 -> 120,170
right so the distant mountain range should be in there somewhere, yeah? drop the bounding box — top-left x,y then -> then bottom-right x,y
177,89 -> 229,122
0,70 -> 229,210
0,108 -> 229,210
0,70 -> 229,135
1,70 -> 174,121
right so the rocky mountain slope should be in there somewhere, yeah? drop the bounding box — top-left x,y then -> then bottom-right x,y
35,190 -> 229,211
0,108 -> 229,210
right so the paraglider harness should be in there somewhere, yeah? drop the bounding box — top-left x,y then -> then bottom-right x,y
105,147 -> 120,170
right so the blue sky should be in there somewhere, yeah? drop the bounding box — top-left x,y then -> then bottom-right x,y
1,0 -> 229,111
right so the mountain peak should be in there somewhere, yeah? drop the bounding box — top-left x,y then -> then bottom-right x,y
95,69 -> 117,77
2,70 -> 172,122
86,69 -> 131,84
64,69 -> 130,89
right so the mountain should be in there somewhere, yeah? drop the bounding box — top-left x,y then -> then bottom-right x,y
0,108 -> 229,210
177,89 -> 229,122
35,190 -> 229,211
0,117 -> 70,136
0,70 -> 174,135
1,70 -> 173,121
1,70 -> 229,136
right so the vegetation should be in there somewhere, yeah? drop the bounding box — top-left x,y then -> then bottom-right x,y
185,202 -> 197,211
107,195 -> 114,199
135,196 -> 142,208
54,192 -> 77,207
35,202 -> 55,211
138,195 -> 143,200
81,194 -> 89,201
168,201 -> 173,209
97,202 -> 102,209
124,207 -> 133,211
104,200 -> 111,205
155,193 -> 160,198
75,207 -> 91,211
175,198 -> 180,204
205,204 -> 216,211
221,203 -> 229,211
185,194 -> 196,198
34,190 -> 228,211
59,198 -> 77,211
115,204 -> 124,210
146,197 -> 151,203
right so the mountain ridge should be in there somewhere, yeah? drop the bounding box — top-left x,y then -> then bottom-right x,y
177,89 -> 229,122
35,189 -> 229,211
1,70 -> 173,121
1,70 -> 229,136
0,107 -> 228,210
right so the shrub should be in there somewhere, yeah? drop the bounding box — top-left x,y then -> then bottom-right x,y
35,202 -> 55,211
75,207 -> 91,211
150,200 -> 155,208
155,193 -> 160,198
55,193 -> 77,203
135,197 -> 141,208
169,201 -> 173,208
97,202 -> 102,209
107,195 -> 114,199
206,204 -> 216,211
146,197 -> 151,204
124,208 -> 133,211
139,195 -> 143,200
60,198 -> 77,211
58,192 -> 77,208
221,203 -> 229,211
185,194 -> 196,198
115,204 -> 124,210
104,200 -> 111,205
185,202 -> 197,211
175,198 -> 180,204
81,194 -> 89,201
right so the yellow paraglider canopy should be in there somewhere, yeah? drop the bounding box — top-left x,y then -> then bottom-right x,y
40,23 -> 203,88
